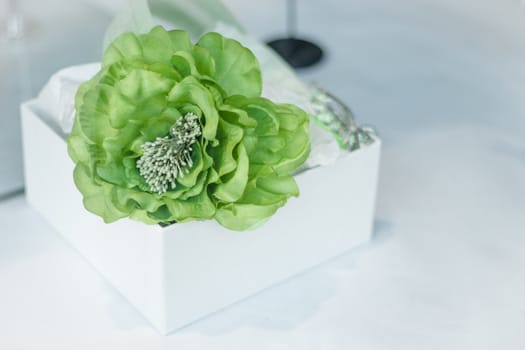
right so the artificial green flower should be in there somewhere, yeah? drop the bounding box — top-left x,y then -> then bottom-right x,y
67,26 -> 310,231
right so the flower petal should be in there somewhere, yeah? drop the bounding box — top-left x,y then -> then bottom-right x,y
197,32 -> 262,97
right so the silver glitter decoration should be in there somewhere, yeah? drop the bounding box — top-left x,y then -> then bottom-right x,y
310,84 -> 376,151
136,113 -> 201,195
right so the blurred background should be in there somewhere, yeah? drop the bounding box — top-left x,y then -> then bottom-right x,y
0,0 -> 524,348
2,0 -> 524,198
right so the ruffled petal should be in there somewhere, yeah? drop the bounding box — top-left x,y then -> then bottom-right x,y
197,32 -> 262,97
212,143 -> 249,202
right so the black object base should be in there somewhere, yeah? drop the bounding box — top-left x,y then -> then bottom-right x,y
266,37 -> 323,69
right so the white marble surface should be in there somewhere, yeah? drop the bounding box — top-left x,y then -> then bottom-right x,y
1,0 -> 525,348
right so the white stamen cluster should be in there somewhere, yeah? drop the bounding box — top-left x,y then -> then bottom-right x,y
137,113 -> 201,195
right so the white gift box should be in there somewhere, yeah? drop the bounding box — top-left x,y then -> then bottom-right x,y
21,98 -> 381,334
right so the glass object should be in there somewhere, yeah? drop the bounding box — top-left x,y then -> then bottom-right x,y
1,0 -> 24,41
310,84 -> 376,151
266,0 -> 324,69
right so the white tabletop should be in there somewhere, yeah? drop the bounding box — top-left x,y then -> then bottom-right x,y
1,0 -> 525,348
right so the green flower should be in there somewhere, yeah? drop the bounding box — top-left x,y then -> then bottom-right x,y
67,26 -> 310,231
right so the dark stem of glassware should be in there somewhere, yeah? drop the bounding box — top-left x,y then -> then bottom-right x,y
266,0 -> 324,69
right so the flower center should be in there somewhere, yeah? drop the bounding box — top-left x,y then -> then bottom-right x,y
136,113 -> 201,195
